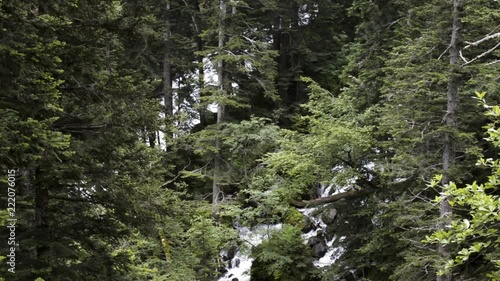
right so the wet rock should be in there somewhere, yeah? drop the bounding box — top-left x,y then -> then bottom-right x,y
326,225 -> 336,241
232,278 -> 238,281
321,208 -> 337,224
312,241 -> 327,258
227,246 -> 237,260
302,215 -> 314,233
222,245 -> 237,262
308,235 -> 321,246
308,235 -> 327,258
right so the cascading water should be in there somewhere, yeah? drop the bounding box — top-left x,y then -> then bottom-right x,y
219,184 -> 346,281
299,184 -> 346,268
218,224 -> 282,281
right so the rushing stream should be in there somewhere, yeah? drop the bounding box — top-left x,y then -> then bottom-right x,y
218,224 -> 282,281
218,184 -> 344,281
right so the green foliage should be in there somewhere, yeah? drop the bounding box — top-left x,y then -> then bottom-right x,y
250,78 -> 377,205
222,117 -> 281,189
185,214 -> 238,278
283,207 -> 304,227
0,0 -> 498,280
185,116 -> 282,207
198,0 -> 278,110
341,0 -> 406,110
251,225 -> 320,281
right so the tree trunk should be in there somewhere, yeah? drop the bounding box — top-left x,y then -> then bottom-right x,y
190,0 -> 207,127
34,170 -> 49,260
148,130 -> 156,148
213,0 -> 226,209
163,0 -> 173,147
277,16 -> 289,102
438,1 -> 461,281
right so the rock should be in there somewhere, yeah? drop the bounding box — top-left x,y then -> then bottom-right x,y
321,208 -> 337,224
312,241 -> 327,258
302,215 -> 314,233
227,246 -> 237,260
308,235 -> 327,258
222,245 -> 237,262
232,278 -> 239,281
326,225 -> 336,241
308,236 -> 322,247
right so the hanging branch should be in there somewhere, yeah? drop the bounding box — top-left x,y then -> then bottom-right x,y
463,32 -> 500,50
291,189 -> 369,208
461,42 -> 500,66
459,31 -> 500,66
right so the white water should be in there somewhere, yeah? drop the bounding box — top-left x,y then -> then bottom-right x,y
300,184 -> 345,268
313,235 -> 346,267
218,224 -> 282,281
219,183 -> 347,281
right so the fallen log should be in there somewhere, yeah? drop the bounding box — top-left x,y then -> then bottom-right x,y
291,189 -> 370,208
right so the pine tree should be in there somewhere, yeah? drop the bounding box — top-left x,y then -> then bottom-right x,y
0,1 -> 186,279
378,0 -> 499,279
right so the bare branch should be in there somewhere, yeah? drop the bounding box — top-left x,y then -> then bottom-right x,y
241,34 -> 257,47
291,189 -> 369,208
160,159 -> 192,188
459,50 -> 468,64
438,45 -> 451,60
182,0 -> 200,34
486,59 -> 500,66
487,25 -> 500,36
462,41 -> 500,66
385,17 -> 403,28
464,32 -> 500,49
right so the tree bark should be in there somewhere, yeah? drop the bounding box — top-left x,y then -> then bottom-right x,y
438,1 -> 462,281
277,17 -> 289,102
148,130 -> 156,148
34,170 -> 49,260
163,0 -> 173,147
213,0 -> 226,208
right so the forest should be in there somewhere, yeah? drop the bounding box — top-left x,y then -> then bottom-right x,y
0,0 -> 499,280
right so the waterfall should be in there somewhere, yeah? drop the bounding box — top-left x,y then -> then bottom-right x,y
218,224 -> 282,281
218,183 -> 345,281
299,184 -> 345,268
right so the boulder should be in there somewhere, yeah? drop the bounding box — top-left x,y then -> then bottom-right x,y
312,241 -> 327,258
227,246 -> 237,261
321,208 -> 337,224
222,246 -> 237,262
308,235 -> 327,258
302,215 -> 314,233
325,225 -> 336,241
308,235 -> 322,247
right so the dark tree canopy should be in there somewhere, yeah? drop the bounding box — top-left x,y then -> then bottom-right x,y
0,0 -> 499,281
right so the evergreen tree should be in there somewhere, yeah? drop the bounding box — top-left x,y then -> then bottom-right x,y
1,0 -> 499,280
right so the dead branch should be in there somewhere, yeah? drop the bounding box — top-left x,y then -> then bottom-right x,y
291,189 -> 369,208
464,32 -> 500,50
462,41 -> 500,66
